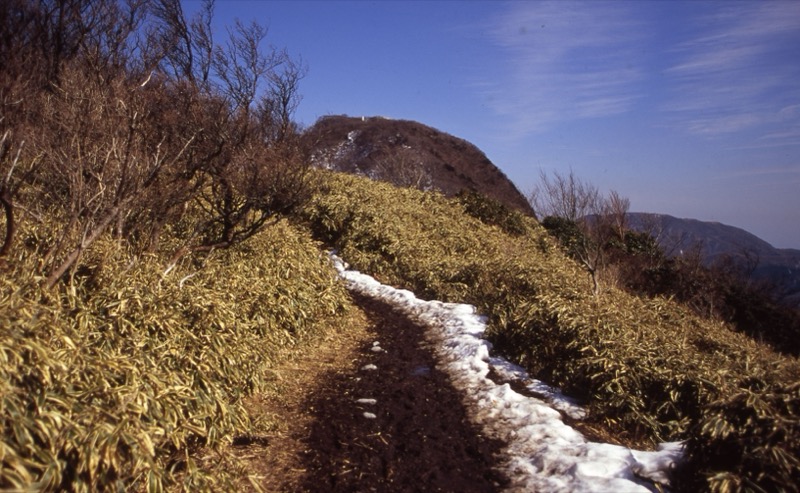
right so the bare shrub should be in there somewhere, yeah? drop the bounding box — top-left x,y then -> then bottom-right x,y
529,168 -> 599,222
373,146 -> 433,190
530,169 -> 628,294
1,0 -> 311,287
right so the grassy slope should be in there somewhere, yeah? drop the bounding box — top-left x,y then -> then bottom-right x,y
2,170 -> 797,491
297,171 -> 800,492
0,218 -> 352,491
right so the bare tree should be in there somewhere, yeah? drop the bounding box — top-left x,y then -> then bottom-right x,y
1,0 -> 311,287
33,62 -> 206,287
261,56 -> 307,142
605,189 -> 630,242
213,19 -> 283,113
178,19 -> 309,254
529,168 -> 600,222
530,170 -> 630,295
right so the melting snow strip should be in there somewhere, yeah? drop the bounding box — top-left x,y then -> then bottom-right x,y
331,254 -> 682,493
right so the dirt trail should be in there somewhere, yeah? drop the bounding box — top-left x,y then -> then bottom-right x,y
240,292 -> 508,492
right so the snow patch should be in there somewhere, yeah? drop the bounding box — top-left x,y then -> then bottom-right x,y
331,253 -> 683,492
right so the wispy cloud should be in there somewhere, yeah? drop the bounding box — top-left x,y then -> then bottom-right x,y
480,1 -> 646,136
727,164 -> 800,178
663,2 -> 800,141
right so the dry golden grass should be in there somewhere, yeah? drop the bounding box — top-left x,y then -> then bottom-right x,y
298,171 -> 800,492
2,168 -> 798,492
0,217 -> 351,491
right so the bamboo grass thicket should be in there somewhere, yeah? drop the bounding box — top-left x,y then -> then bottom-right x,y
299,171 -> 800,492
0,218 -> 351,491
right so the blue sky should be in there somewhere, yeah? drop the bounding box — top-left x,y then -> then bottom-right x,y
189,0 -> 800,248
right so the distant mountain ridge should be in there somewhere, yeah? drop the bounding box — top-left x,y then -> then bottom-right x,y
303,115 -> 533,214
627,212 -> 800,305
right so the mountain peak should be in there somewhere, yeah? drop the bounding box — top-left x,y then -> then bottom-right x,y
303,115 -> 533,214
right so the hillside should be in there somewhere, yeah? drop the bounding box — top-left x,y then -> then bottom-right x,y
303,115 -> 533,214
299,172 -> 800,492
3,168 -> 799,491
2,1 -> 798,487
628,213 -> 800,305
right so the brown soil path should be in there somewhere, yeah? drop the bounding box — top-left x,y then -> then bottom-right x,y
237,292 -> 509,492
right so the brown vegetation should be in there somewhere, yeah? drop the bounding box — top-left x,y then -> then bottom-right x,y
0,1 -> 332,490
0,0 -> 311,287
530,169 -> 629,294
303,114 -> 534,214
2,2 -> 798,491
